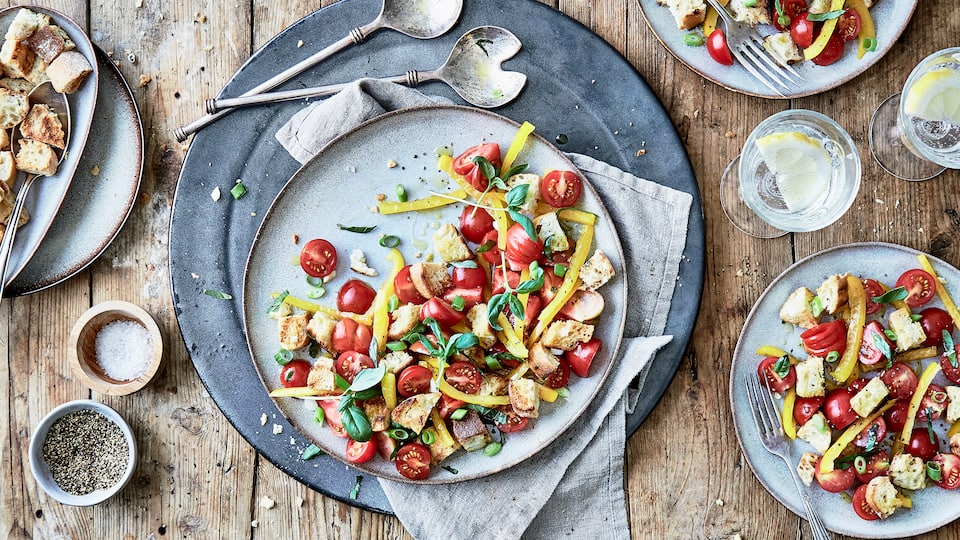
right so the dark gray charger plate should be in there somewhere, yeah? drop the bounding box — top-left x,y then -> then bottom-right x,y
170,0 -> 704,514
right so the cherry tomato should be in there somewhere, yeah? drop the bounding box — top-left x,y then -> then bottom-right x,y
539,269 -> 564,305
706,29 -> 734,66
789,13 -> 815,48
373,431 -> 397,460
496,406 -> 530,432
437,394 -> 466,420
452,265 -> 487,289
855,450 -> 890,484
280,359 -> 311,388
800,320 -> 847,357
394,443 -> 432,480
332,318 -> 373,354
557,290 -> 604,322
884,400 -> 910,433
397,365 -> 433,397
862,279 -> 885,315
318,399 -> 348,438
917,383 -> 948,421
337,279 -> 377,314
880,362 -> 919,400
523,294 -> 543,325
478,230 -> 501,265
836,8 -> 861,42
540,170 -> 583,208
852,484 -> 880,521
941,346 -> 960,384
906,428 -> 939,461
771,0 -> 807,31
567,338 -> 602,378
394,265 -> 427,305
823,387 -> 858,430
300,238 -> 337,278
446,361 -> 482,394
453,143 -> 501,191
859,321 -> 892,365
757,356 -> 796,393
543,357 -> 571,389
335,351 -> 375,383
492,268 -> 520,295
459,206 -> 496,244
505,223 -> 543,267
346,439 -> 376,463
419,297 -> 465,328
811,33 -> 845,67
854,417 -> 887,449
793,396 -> 824,426
895,268 -> 937,308
848,377 -> 870,393
815,458 -> 856,493
443,287 -> 483,311
932,453 -> 960,490
919,307 -> 954,347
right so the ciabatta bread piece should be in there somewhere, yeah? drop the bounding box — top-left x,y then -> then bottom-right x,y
5,9 -> 49,41
657,0 -> 706,30
20,103 -> 64,149
44,50 -> 91,93
14,138 -> 57,176
0,39 -> 36,80
729,0 -> 770,25
0,150 -> 16,184
24,25 -> 74,63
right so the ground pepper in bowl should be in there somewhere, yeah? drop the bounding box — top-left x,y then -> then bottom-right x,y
41,409 -> 129,495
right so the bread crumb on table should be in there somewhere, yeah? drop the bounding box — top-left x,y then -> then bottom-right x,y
259,413 -> 267,426
272,423 -> 283,435
139,74 -> 151,87
259,496 -> 276,509
725,131 -> 737,138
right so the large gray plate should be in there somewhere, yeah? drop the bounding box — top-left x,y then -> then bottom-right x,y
637,0 -> 919,98
0,6 -> 98,288
170,0 -> 704,512
243,105 -> 627,483
730,242 -> 960,537
7,46 -> 143,296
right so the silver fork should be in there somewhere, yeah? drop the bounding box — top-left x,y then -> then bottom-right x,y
703,0 -> 803,96
745,374 -> 831,540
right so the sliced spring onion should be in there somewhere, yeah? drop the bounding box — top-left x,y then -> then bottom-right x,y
305,275 -> 323,287
301,444 -> 323,461
483,442 -> 502,457
420,430 -> 436,445
379,235 -> 401,248
306,286 -> 326,299
742,0 -> 757,6
451,295 -> 466,312
387,294 -> 399,313
389,428 -> 411,440
314,406 -> 325,424
862,37 -> 877,52
928,461 -> 943,482
274,349 -> 293,365
825,351 -> 840,363
854,455 -> 867,474
230,182 -> 247,199
396,184 -> 408,202
450,408 -> 468,421
683,33 -> 704,47
556,387 -> 570,399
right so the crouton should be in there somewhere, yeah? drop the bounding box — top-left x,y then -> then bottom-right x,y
466,303 -> 496,348
578,249 -> 615,291
380,350 -> 415,375
278,312 -> 311,350
534,211 -> 569,253
388,303 -> 420,340
451,410 -> 492,452
391,392 -> 442,433
763,32 -> 802,66
527,342 -> 560,381
889,307 -> 926,351
306,356 -> 339,396
779,287 -> 818,329
729,0 -> 769,25
866,476 -> 903,519
795,356 -> 825,398
0,150 -> 15,185
409,262 -> 451,299
947,386 -> 960,423
363,396 -> 391,432
427,431 -> 459,465
24,25 -> 68,63
305,311 -> 337,352
5,9 -> 49,41
0,87 -> 28,129
20,103 -> 64,149
481,372 -> 510,396
889,453 -> 925,490
505,173 -> 540,212
541,320 -> 594,351
797,452 -> 818,486
851,377 -> 889,417
0,39 -> 35,79
349,249 -> 377,277
14,138 -> 57,176
0,76 -> 32,94
656,0 -> 706,30
44,50 -> 92,94
433,223 -> 473,262
509,378 -> 540,418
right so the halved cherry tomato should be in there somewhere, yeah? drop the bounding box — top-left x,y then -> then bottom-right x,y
906,428 -> 939,461
337,279 -> 377,314
706,29 -> 734,66
492,268 -> 521,296
771,0 -> 807,31
523,294 -> 543,324
793,396 -> 824,426
880,362 -> 919,400
452,266 -> 487,289
479,230 -> 501,265
917,383 -> 948,421
443,287 -> 483,310
884,400 -> 910,433
346,439 -> 376,463
800,320 -> 847,357
539,269 -> 564,305
811,33 -> 845,66
855,449 -> 890,484
568,338 -> 602,378
374,431 -> 397,460
789,13 -> 816,48
446,361 -> 482,394
437,394 -> 466,420
920,307 -> 954,347
557,290 -> 604,322
394,443 -> 431,480
836,8 -> 861,42
453,143 -> 501,191
540,170 -> 582,208
398,365 -> 433,397
859,321 -> 892,365
459,206 -> 495,244
895,268 -> 937,307
815,457 -> 856,493
335,351 -> 375,383
496,406 -> 529,432
300,238 -> 337,278
280,360 -> 311,388
854,417 -> 887,449
332,318 -> 373,354
862,279 -> 885,315
394,265 -> 427,305
319,399 -> 348,438
852,484 -> 880,521
420,297 -> 465,327
543,357 -> 571,389
757,356 -> 796,393
505,223 -> 543,267
932,453 -> 960,490
941,346 -> 960,384
823,387 -> 858,430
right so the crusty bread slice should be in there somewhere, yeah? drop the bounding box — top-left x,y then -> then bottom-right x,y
409,262 -> 452,299
24,25 -> 67,63
0,77 -> 32,94
657,0 -> 706,30
45,50 -> 91,94
0,150 -> 16,184
5,9 -> 49,41
0,39 -> 36,80
730,0 -> 770,25
0,88 -> 28,130
15,138 -> 57,176
20,103 -> 64,149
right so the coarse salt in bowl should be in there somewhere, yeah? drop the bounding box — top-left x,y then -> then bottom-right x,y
68,300 -> 163,395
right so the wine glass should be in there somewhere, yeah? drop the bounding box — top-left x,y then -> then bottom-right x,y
869,47 -> 960,181
720,109 -> 861,239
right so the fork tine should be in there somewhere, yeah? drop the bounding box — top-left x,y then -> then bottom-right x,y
736,44 -> 791,90
761,374 -> 785,435
730,48 -> 785,97
743,38 -> 801,85
744,374 -> 766,434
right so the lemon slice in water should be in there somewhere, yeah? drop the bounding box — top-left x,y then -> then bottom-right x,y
754,131 -> 832,212
903,68 -> 960,123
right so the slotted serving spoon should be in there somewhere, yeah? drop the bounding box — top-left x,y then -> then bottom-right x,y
174,0 -> 463,142
0,81 -> 71,300
207,26 -> 527,111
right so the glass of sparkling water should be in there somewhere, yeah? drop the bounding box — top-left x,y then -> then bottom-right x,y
870,47 -> 960,181
720,109 -> 861,239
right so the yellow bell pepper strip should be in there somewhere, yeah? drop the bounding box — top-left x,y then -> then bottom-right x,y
948,420 -> 960,439
755,346 -> 799,364
500,121 -> 535,174
820,401 -> 895,474
804,0 -> 847,61
917,253 -> 960,329
893,361 -> 942,455
528,222 -> 595,344
497,313 -> 529,358
438,379 -> 511,406
269,386 -> 320,398
830,275 -> 866,384
381,371 -> 398,409
782,388 -> 798,439
539,383 -> 559,403
430,409 -> 456,448
372,248 -> 405,353
558,208 -> 597,227
377,189 -> 467,215
513,267 -> 532,337
702,0 -> 729,38
270,292 -> 373,325
509,362 -> 529,380
846,0 -> 876,59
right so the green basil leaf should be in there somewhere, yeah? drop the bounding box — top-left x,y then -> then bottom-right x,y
450,260 -> 479,269
349,475 -> 363,500
505,184 -> 529,209
773,355 -> 791,378
873,333 -> 893,362
353,387 -> 381,401
473,156 -> 496,181
453,332 -> 479,350
508,209 -> 538,241
872,286 -> 908,304
335,374 -> 351,391
502,163 -> 529,179
465,403 -> 508,425
944,330 -> 957,368
267,290 -> 289,314
487,294 -> 507,330
806,9 -> 844,21
337,223 -> 378,234
203,289 -> 233,300
300,444 -> 323,461
476,240 -> 495,254
342,406 -> 372,442
350,364 -> 386,392
507,294 -> 525,322
418,334 -> 440,355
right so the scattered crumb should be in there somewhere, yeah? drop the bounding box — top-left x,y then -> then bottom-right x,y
292,234 -> 299,244
875,198 -> 885,205
260,496 -> 276,509
369,206 -> 378,213
919,227 -> 925,234
191,273 -> 199,279
251,520 -> 259,528
376,193 -> 387,201
194,12 -> 207,23
90,165 -> 100,176
387,160 -> 398,169
135,0 -> 143,7
635,149 -> 646,156
724,131 -> 737,138
289,437 -> 295,445
735,269 -> 743,277
260,413 -> 268,426
693,109 -> 700,118
297,40 -> 304,48
716,498 -> 724,507
211,186 -> 221,201
139,74 -> 152,87
295,495 -> 304,507
272,424 -> 283,435
251,212 -> 257,217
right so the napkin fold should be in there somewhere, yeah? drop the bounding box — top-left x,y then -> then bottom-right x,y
275,79 -> 693,539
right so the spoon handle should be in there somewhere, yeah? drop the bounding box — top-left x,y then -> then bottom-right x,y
207,72 -> 415,112
0,175 -> 39,299
175,21 -> 381,142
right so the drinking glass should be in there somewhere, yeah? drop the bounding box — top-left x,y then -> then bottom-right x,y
720,109 -> 861,239
870,47 -> 960,181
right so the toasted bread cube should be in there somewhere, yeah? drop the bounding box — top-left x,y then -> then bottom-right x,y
658,0 -> 706,30
889,307 -> 926,351
779,287 -> 818,329
541,320 -> 594,351
348,249 -> 377,277
305,311 -> 337,352
0,39 -> 35,79
391,392 -> 441,434
380,350 -> 415,375
388,303 -> 420,340
730,0 -> 769,25
816,274 -> 849,315
534,211 -> 569,253
0,76 -> 32,94
509,378 -> 540,418
5,9 -> 48,41
889,453 -> 925,490
505,173 -> 540,213
0,87 -> 28,130
278,312 -> 311,350
763,32 -> 802,66
481,372 -> 510,396
527,342 -> 560,381
24,25 -> 66,63
427,430 -> 460,465
0,150 -> 15,185
409,262 -> 451,299
866,476 -> 904,519
44,50 -> 92,93
850,377 -> 889,417
20,103 -> 64,149
433,223 -> 472,263
451,410 -> 492,452
363,396 -> 391,432
947,386 -> 960,423
797,452 -> 818,486
15,139 -> 57,176
797,412 -> 830,454
795,356 -> 825,398
0,184 -> 28,234
306,356 -> 339,396
466,303 -> 496,349
578,249 -> 615,291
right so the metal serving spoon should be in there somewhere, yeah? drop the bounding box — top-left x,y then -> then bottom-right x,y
206,26 -> 527,111
174,0 -> 463,142
0,82 -> 71,298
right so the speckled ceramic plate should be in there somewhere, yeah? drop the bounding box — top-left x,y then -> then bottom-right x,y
730,242 -> 960,537
242,105 -> 627,483
7,46 -> 142,296
637,0 -> 919,98
0,6 -> 99,288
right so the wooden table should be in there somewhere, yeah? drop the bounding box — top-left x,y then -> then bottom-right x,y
2,0 -> 957,538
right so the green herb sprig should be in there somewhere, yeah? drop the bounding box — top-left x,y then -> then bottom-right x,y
336,364 -> 386,442
487,262 -> 545,330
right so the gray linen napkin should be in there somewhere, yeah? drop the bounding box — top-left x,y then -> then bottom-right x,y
275,79 -> 692,539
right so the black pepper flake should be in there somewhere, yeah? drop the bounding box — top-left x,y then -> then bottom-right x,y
42,409 -> 129,495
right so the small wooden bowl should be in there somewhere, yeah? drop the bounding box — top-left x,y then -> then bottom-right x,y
68,300 -> 163,395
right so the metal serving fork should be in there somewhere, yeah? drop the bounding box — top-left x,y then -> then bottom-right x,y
745,374 -> 831,540
703,0 -> 803,96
